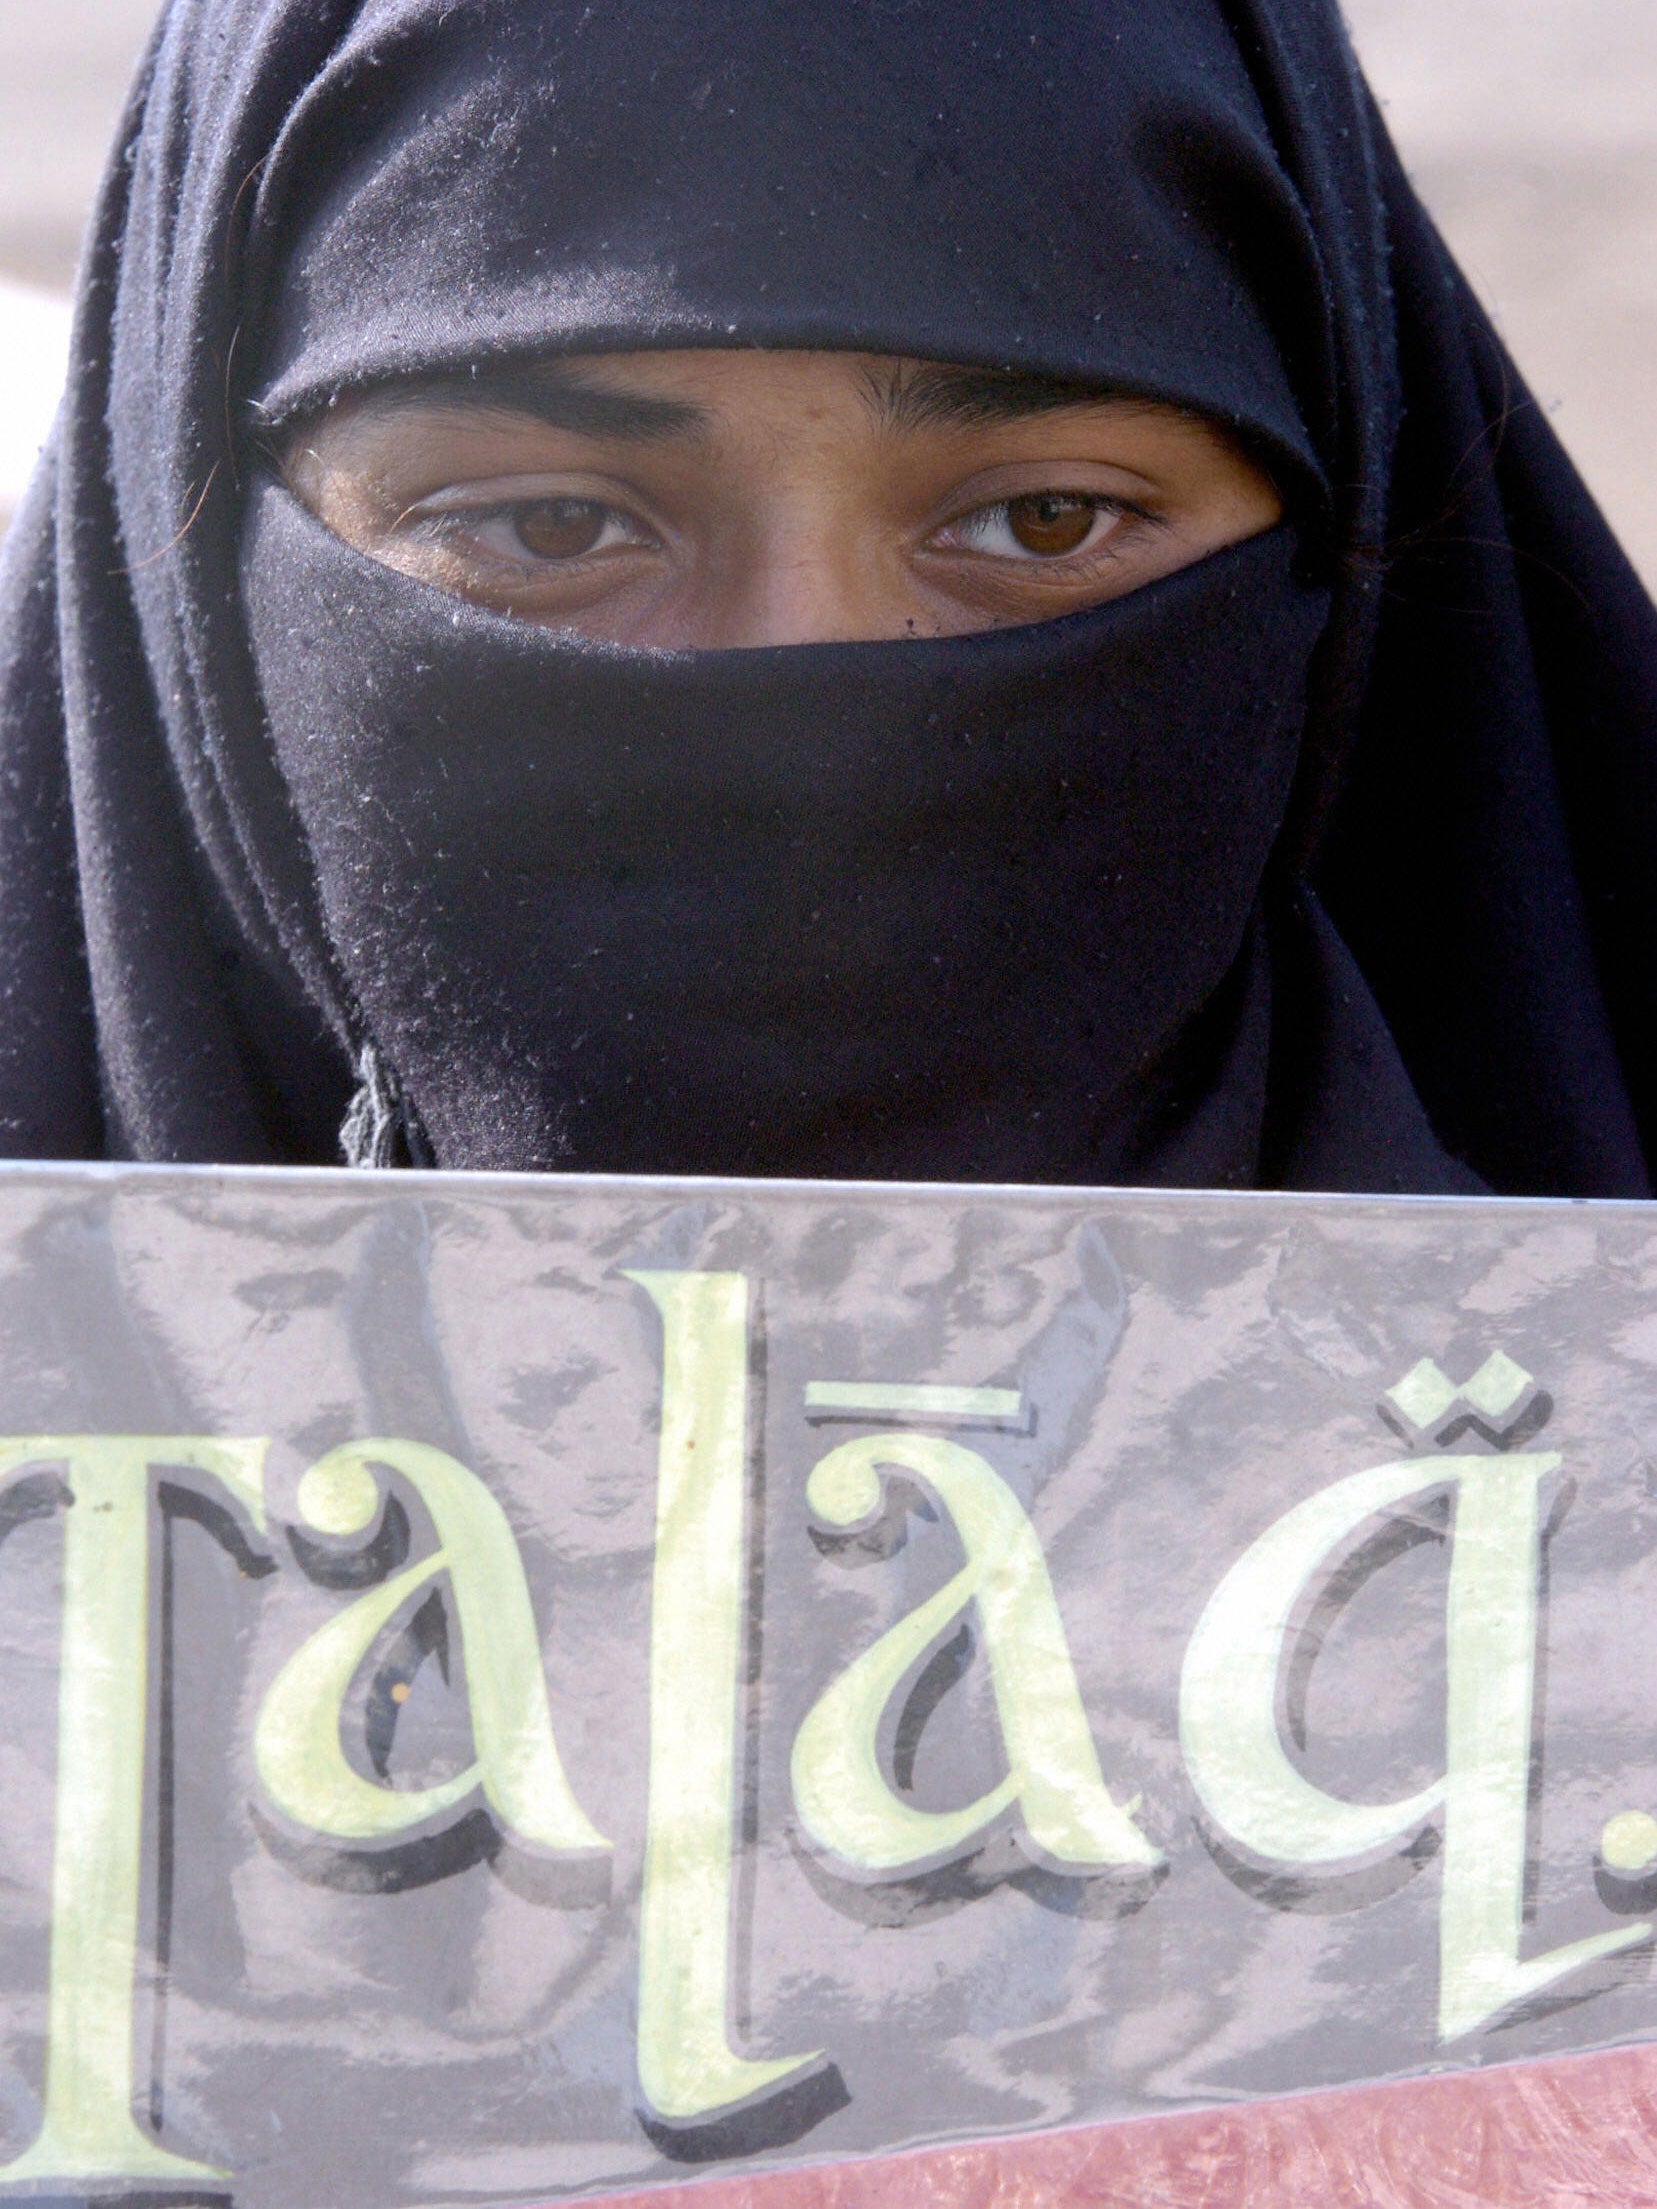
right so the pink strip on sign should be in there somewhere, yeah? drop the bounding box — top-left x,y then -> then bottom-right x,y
581,2044 -> 1657,2209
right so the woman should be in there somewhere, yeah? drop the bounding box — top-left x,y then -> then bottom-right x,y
0,0 -> 1653,1193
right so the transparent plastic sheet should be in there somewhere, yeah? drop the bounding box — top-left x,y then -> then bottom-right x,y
0,1165 -> 1653,2206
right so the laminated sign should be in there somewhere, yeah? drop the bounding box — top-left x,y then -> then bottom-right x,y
0,1166 -> 1656,2205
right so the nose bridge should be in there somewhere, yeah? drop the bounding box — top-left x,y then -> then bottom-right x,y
710,478 -> 909,648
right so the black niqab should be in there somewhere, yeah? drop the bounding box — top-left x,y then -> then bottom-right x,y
1,0 -> 1654,1195
245,502 -> 1327,1180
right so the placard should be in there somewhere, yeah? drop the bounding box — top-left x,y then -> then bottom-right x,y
0,1167 -> 1653,2205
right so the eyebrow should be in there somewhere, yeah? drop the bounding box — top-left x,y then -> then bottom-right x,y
347,355 -> 1135,443
861,361 -> 1134,433
367,361 -> 707,441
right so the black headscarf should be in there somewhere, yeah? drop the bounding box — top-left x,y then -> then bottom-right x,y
1,0 -> 1654,1193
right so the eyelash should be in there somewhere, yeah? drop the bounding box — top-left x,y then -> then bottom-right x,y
413,490 -> 1156,572
417,498 -> 652,569
940,494 -> 1147,564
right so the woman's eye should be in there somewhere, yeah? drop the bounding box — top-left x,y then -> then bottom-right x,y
424,496 -> 651,566
946,493 -> 1126,561
511,497 -> 623,559
1005,493 -> 1102,556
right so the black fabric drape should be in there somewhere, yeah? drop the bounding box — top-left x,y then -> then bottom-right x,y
0,0 -> 1652,1193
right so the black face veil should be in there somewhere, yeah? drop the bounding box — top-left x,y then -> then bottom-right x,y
2,0 -> 1655,1194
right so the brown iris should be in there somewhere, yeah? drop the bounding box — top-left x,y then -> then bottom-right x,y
1004,492 -> 1098,556
512,498 -> 610,559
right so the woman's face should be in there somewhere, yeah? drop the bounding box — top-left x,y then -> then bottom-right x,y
285,348 -> 1283,649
